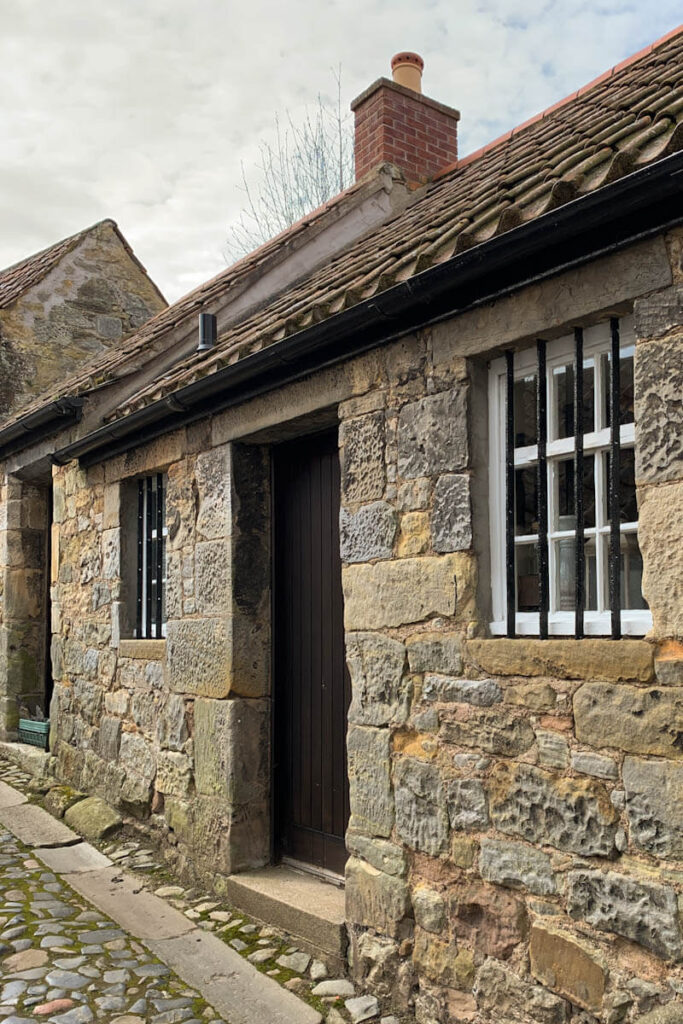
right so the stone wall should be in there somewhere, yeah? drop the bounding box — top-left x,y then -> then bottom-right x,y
337,228 -> 683,1021
0,220 -> 166,417
10,227 -> 683,1022
48,428 -> 271,890
0,475 -> 49,733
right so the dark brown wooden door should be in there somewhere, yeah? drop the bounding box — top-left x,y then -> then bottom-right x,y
272,431 -> 350,875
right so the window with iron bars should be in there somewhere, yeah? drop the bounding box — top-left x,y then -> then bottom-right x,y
135,474 -> 167,639
488,316 -> 651,638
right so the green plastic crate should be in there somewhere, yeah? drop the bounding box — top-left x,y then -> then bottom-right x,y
18,718 -> 50,750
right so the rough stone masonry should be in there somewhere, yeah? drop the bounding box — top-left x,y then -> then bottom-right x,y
21,224 -> 683,1024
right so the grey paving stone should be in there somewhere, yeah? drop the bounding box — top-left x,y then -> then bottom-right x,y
35,842 -> 112,874
148,931 -> 322,1024
0,804 -> 78,848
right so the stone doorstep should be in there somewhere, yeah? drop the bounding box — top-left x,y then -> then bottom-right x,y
0,740 -> 52,779
226,865 -> 348,973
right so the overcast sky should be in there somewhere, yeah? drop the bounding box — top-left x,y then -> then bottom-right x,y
1,2 -> 680,302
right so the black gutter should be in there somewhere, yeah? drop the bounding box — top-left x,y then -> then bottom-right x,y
0,398 -> 84,461
42,149 -> 683,467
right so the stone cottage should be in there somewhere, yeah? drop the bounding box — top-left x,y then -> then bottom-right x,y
1,28 -> 683,1024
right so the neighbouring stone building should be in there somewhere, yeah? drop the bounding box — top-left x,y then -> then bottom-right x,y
0,219 -> 166,417
1,31 -> 683,1024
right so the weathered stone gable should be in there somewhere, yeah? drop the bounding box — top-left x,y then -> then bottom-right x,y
0,221 -> 165,416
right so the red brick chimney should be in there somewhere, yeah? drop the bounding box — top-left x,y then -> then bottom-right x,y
351,53 -> 460,187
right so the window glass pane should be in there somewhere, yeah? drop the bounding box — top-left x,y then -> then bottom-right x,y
554,457 -> 596,531
602,345 -> 635,428
514,373 -> 536,447
605,449 -> 637,523
551,358 -> 595,439
516,544 -> 539,612
553,536 -> 598,611
515,466 -> 537,535
620,532 -> 648,610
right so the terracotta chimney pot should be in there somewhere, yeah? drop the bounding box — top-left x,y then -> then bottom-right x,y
391,52 -> 424,93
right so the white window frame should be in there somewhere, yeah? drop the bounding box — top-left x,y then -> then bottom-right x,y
488,316 -> 652,637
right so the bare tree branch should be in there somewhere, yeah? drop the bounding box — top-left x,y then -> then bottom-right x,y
225,67 -> 354,262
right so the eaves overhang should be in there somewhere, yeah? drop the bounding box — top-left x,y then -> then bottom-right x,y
40,150 -> 683,467
0,398 -> 84,462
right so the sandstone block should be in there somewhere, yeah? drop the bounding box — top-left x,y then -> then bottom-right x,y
635,1006 -> 683,1024
413,930 -> 474,989
397,388 -> 469,479
194,540 -> 231,615
413,889 -> 446,934
397,510 -> 430,557
345,857 -> 410,938
348,726 -> 394,837
440,709 -> 535,756
635,285 -> 683,341
394,758 -> 448,855
474,960 -> 568,1023
156,751 -> 193,798
639,480 -> 683,638
529,924 -> 606,1013
623,756 -> 683,859
64,796 -> 122,840
340,502 -> 397,562
488,762 -> 618,856
574,682 -> 683,758
343,553 -> 472,630
166,617 -> 231,697
634,332 -> 683,483
571,751 -> 618,780
406,632 -> 462,675
195,445 -> 231,540
450,882 -> 528,960
446,779 -> 489,831
346,632 -> 409,727
466,637 -> 653,682
431,474 -> 472,552
346,833 -> 407,877
101,528 -> 120,580
155,693 -> 189,751
567,868 -> 683,960
423,674 -> 501,706
536,730 -> 569,769
119,732 -> 156,790
194,697 -> 268,804
340,412 -> 386,503
479,839 -> 557,896
193,795 -> 268,876
97,717 -> 121,762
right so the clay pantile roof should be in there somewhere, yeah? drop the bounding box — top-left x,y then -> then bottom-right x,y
110,25 -> 683,419
6,25 -> 683,431
1,174 -> 376,430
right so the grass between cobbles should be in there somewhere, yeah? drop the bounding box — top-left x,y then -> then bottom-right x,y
0,759 -> 347,1021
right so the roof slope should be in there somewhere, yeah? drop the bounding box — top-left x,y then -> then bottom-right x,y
0,224 -> 93,309
113,25 -> 683,419
0,218 -> 165,311
5,25 -> 683,431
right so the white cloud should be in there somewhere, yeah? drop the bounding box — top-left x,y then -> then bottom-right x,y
0,0 -> 680,300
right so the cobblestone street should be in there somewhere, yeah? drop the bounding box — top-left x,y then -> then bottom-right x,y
0,826 -> 224,1024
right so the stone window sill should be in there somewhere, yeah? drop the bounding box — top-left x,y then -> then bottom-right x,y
118,639 -> 166,661
464,637 -> 654,683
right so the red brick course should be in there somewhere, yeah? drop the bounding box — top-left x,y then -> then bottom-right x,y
352,78 -> 460,185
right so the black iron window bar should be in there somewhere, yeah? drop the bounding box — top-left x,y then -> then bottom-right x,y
136,473 -> 166,639
504,318 -> 622,640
